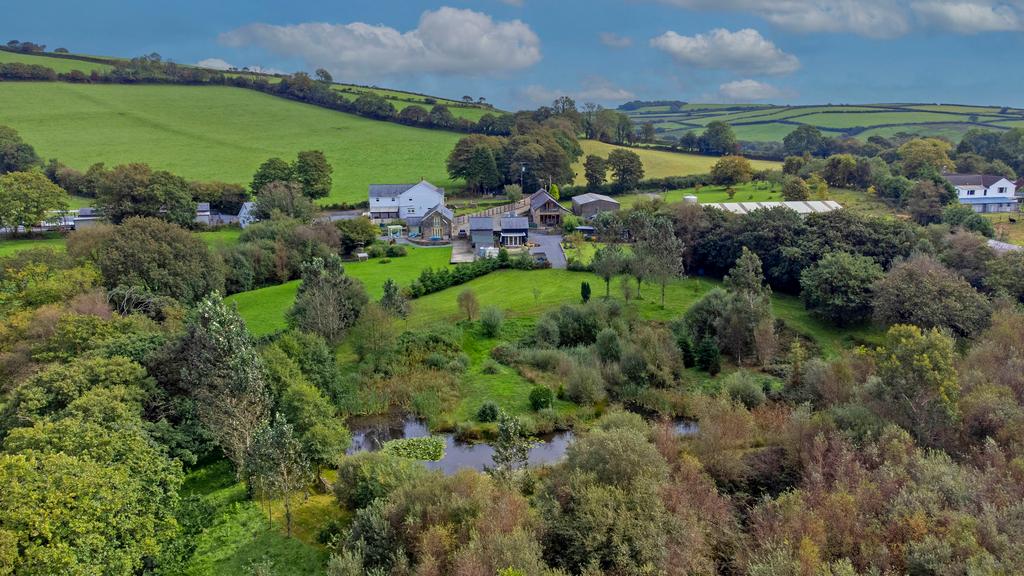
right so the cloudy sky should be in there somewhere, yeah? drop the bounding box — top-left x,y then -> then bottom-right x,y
4,0 -> 1023,108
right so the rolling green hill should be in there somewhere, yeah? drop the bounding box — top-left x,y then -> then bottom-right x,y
625,102 -> 1024,143
4,48 -> 497,122
0,82 -> 464,205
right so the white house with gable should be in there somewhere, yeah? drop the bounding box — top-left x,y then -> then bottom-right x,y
368,180 -> 445,226
945,173 -> 1018,213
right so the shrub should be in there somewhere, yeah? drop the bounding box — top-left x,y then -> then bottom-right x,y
385,245 -> 407,257
529,386 -> 555,411
334,452 -> 424,509
595,328 -> 621,363
476,401 -> 499,422
479,306 -> 504,338
480,359 -> 500,374
677,332 -> 696,368
723,371 -> 767,409
581,281 -> 592,303
566,365 -> 606,405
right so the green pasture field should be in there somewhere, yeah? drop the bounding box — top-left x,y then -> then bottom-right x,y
227,245 -> 453,336
575,140 -> 779,185
630,102 -> 1024,143
0,82 -> 464,206
0,49 -> 113,74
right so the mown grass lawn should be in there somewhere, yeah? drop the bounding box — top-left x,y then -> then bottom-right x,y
574,141 -> 779,186
197,227 -> 243,250
227,246 -> 452,336
0,83 -> 464,206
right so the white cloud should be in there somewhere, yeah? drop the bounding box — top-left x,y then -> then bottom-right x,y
911,1 -> 1024,31
650,28 -> 800,75
718,79 -> 793,101
599,32 -> 633,48
651,0 -> 1024,36
650,0 -> 911,37
521,77 -> 636,106
197,57 -> 233,70
219,7 -> 541,80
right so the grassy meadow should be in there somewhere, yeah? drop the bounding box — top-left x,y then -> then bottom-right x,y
574,140 -> 780,185
233,265 -> 878,357
0,83 -> 464,206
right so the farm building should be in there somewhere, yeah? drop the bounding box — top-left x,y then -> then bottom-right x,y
529,190 -> 571,227
705,200 -> 843,216
72,207 -> 103,229
417,204 -> 454,241
945,174 -> 1018,213
572,193 -> 620,219
469,217 -> 495,249
195,202 -> 212,226
369,180 -> 445,224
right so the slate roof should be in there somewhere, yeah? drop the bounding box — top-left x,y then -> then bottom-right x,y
500,216 -> 529,230
196,202 -> 211,212
572,193 -> 619,206
77,207 -> 98,217
530,190 -> 566,211
469,216 -> 495,231
472,231 -> 495,247
368,180 -> 444,199
945,174 -> 1009,188
421,203 -> 454,222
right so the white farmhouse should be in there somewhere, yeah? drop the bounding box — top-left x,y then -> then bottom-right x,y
368,180 -> 445,225
945,174 -> 1018,213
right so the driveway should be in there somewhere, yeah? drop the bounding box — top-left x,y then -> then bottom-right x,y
530,232 -> 566,269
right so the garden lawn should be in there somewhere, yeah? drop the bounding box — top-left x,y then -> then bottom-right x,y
198,227 -> 243,249
0,234 -> 66,257
574,141 -> 779,185
0,83 -> 464,206
228,246 -> 452,336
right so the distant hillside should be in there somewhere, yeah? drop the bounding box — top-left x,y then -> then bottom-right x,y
621,101 -> 1024,143
0,47 -> 499,121
0,82 -> 463,205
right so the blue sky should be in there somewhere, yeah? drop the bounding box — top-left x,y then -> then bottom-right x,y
3,0 -> 1022,109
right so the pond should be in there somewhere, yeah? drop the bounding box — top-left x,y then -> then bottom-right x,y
347,415 -> 699,475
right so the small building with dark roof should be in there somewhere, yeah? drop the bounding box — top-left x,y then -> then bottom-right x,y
499,216 -> 529,247
571,193 -> 620,219
469,216 -> 496,249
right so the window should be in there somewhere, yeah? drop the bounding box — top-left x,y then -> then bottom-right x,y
968,190 -> 975,196
408,208 -> 416,214
999,187 -> 1007,194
